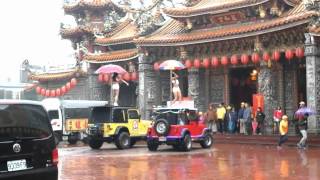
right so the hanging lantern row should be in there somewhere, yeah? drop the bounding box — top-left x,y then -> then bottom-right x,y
98,72 -> 138,83
35,78 -> 77,97
153,47 -> 304,70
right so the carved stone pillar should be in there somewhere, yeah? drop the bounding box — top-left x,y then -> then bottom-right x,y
258,62 -> 275,134
304,33 -> 320,134
188,68 -> 203,111
138,53 -> 159,120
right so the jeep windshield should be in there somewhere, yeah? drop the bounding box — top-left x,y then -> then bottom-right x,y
89,106 -> 112,124
0,104 -> 52,140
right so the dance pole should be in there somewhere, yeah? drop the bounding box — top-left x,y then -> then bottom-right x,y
170,70 -> 172,104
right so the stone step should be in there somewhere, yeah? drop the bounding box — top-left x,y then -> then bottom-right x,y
213,134 -> 320,147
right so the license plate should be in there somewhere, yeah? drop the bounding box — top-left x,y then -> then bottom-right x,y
159,137 -> 166,142
7,159 -> 27,172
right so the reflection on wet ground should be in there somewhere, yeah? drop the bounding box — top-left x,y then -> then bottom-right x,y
59,144 -> 320,180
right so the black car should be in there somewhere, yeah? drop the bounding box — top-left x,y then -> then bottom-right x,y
0,100 -> 58,180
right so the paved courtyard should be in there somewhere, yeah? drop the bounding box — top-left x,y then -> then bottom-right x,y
58,143 -> 320,180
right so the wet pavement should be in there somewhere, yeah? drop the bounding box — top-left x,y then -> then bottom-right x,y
58,143 -> 320,180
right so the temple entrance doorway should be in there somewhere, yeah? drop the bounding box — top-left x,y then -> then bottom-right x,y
230,67 -> 257,109
297,63 -> 306,104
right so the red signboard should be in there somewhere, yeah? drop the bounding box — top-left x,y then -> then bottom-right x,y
210,11 -> 246,25
252,94 -> 264,117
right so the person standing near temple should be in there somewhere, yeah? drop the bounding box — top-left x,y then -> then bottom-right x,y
255,107 -> 265,135
171,72 -> 182,105
238,102 -> 246,134
273,106 -> 283,134
297,113 -> 309,149
205,103 -> 217,133
277,115 -> 289,150
243,103 -> 252,135
226,106 -> 238,134
216,103 -> 226,134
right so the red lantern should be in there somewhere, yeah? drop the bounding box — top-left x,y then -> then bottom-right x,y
295,47 -> 304,59
50,90 -> 56,97
202,58 -> 210,68
61,86 -> 66,94
66,82 -> 71,90
98,74 -> 104,82
251,52 -> 260,64
185,59 -> 193,69
36,86 -> 41,94
56,88 -> 61,96
41,88 -> 46,96
285,49 -> 294,60
221,56 -> 228,66
272,50 -> 281,61
45,90 -> 50,97
211,56 -> 219,67
241,54 -> 249,64
193,58 -> 201,68
153,62 -> 160,71
263,52 -> 270,62
71,78 -> 77,87
130,72 -> 138,81
230,55 -> 238,65
103,74 -> 109,82
123,72 -> 130,81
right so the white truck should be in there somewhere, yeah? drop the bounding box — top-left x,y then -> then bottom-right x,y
41,98 -> 108,144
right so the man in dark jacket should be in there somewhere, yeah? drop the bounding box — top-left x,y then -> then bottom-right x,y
255,107 -> 265,135
238,102 -> 245,134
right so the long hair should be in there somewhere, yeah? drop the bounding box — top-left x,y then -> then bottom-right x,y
112,73 -> 118,81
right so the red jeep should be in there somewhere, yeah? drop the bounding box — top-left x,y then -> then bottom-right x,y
147,107 -> 213,151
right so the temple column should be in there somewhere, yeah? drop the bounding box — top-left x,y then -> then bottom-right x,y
258,62 -> 276,134
188,68 -> 204,111
304,33 -> 320,134
138,53 -> 159,119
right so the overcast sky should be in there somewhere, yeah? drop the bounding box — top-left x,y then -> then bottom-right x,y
0,1 -> 74,83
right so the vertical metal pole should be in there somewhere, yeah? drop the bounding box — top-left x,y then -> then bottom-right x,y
170,70 -> 172,102
110,73 -> 113,106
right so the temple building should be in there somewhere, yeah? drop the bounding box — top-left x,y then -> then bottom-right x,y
25,0 -> 320,134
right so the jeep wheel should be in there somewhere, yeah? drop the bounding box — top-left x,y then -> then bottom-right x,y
147,140 -> 159,151
154,119 -> 170,136
67,134 -> 79,145
200,132 -> 213,148
89,138 -> 103,149
115,132 -> 131,149
180,134 -> 192,151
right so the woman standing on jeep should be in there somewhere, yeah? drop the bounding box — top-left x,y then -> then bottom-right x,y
171,72 -> 182,104
111,73 -> 129,106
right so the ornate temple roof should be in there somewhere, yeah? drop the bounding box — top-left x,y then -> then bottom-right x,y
29,68 -> 86,82
83,49 -> 139,63
309,26 -> 320,36
164,0 -> 269,18
63,0 -> 123,14
95,19 -> 139,46
136,3 -> 316,46
60,25 -> 93,39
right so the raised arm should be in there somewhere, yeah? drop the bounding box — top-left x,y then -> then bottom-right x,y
121,79 -> 129,86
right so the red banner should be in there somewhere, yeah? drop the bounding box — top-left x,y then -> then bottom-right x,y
252,94 -> 264,117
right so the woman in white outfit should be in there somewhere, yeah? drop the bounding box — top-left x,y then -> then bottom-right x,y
172,72 -> 182,104
112,73 -> 129,106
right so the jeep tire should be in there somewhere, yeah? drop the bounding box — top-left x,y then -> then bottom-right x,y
147,140 -> 159,151
115,132 -> 131,149
67,133 -> 79,145
154,119 -> 170,136
200,132 -> 213,148
89,138 -> 103,149
180,134 -> 192,151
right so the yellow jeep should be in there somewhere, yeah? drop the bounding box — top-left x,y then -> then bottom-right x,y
87,106 -> 151,149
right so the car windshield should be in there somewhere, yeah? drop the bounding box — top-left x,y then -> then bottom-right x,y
0,104 -> 52,140
65,108 -> 90,119
89,106 -> 111,124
